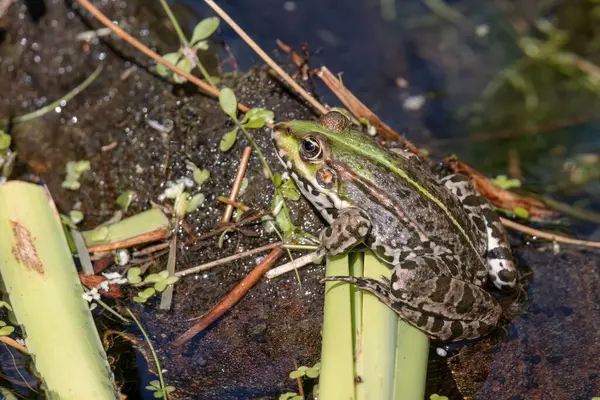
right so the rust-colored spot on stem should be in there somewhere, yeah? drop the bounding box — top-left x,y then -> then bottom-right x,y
10,220 -> 44,274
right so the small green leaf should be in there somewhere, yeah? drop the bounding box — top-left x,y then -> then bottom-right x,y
144,273 -> 162,283
492,175 -> 521,190
174,58 -> 193,84
238,177 -> 249,196
0,301 -> 12,311
139,287 -> 156,299
289,370 -> 305,379
191,17 -> 220,44
69,210 -> 84,224
157,52 -> 181,77
0,130 -> 11,151
219,88 -> 238,118
430,395 -> 449,400
217,229 -> 231,248
305,367 -> 319,378
280,179 -> 300,201
241,108 -> 274,128
148,380 -> 160,389
61,179 -> 81,190
273,172 -> 283,187
90,226 -> 109,241
133,296 -> 147,303
72,160 -> 91,174
0,321 -> 5,327
154,281 -> 168,292
165,276 -> 179,285
185,160 -> 198,171
145,386 -> 158,391
193,40 -> 209,51
153,391 -> 164,399
193,169 -> 210,185
219,128 -> 238,152
165,386 -> 175,393
174,192 -> 189,218
186,193 -> 205,212
158,270 -> 169,279
116,190 -> 136,211
279,393 -> 298,400
0,326 -> 15,336
273,196 -> 293,234
127,267 -> 142,284
513,206 -> 530,219
291,396 -> 303,400
60,214 -> 77,229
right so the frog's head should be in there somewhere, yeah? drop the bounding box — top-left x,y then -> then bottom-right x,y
272,111 -> 369,208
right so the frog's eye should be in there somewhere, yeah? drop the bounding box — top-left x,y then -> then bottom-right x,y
300,136 -> 323,161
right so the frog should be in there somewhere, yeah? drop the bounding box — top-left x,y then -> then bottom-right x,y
271,111 -> 517,342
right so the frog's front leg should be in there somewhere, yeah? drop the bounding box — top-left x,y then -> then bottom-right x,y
440,174 -> 517,289
313,208 -> 371,263
324,275 -> 501,341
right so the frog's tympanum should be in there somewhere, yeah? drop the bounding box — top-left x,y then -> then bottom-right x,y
272,111 -> 517,341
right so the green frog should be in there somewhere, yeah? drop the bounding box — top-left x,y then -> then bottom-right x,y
272,111 -> 517,342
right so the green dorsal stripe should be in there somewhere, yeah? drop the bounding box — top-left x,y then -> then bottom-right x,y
328,133 -> 482,262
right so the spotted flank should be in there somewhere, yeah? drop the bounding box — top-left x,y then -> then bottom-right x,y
324,275 -> 501,341
440,174 -> 517,289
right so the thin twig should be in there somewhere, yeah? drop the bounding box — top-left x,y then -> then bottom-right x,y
176,242 -> 282,277
188,210 -> 271,244
126,308 -> 170,400
86,228 -> 170,253
171,246 -> 285,346
222,146 -> 252,223
0,336 -> 28,354
317,66 -> 408,143
76,0 -> 247,113
500,217 -> 600,248
133,242 -> 171,257
266,252 -> 317,279
203,0 -> 327,114
217,196 -> 250,212
159,234 -> 178,310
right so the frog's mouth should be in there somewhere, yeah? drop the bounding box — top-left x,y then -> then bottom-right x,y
271,125 -> 293,170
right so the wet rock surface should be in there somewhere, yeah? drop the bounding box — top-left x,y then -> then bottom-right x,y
0,1 -> 598,399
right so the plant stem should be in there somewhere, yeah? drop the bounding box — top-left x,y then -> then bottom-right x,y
0,65 -> 103,127
158,0 -> 217,89
159,0 -> 190,47
319,255 -> 356,399
237,123 -> 274,181
96,299 -> 130,323
126,308 -> 169,400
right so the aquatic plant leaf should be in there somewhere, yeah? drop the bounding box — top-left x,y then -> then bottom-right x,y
174,58 -> 192,84
0,326 -> 15,336
0,130 -> 10,151
186,193 -> 205,212
193,168 -> 210,185
219,128 -> 238,152
191,17 -> 220,44
156,52 -> 181,77
127,267 -> 142,284
219,88 -> 238,119
116,190 -> 136,211
144,273 -> 162,283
